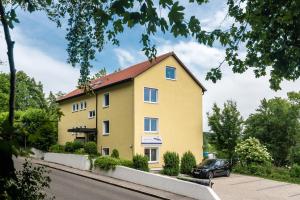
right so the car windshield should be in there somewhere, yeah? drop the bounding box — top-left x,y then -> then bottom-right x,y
199,159 -> 216,167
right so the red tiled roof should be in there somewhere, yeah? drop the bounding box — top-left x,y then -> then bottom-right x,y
57,52 -> 206,102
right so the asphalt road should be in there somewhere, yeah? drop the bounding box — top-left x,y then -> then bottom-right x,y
14,159 -> 160,200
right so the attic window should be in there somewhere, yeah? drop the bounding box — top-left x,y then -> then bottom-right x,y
166,66 -> 176,80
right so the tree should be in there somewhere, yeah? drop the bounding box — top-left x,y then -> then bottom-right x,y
0,71 -> 47,112
207,100 -> 243,159
244,94 -> 300,166
92,67 -> 107,79
21,108 -> 56,151
235,137 -> 273,166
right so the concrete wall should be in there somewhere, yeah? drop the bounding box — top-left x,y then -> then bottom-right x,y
93,166 -> 220,200
44,153 -> 90,170
134,56 -> 204,168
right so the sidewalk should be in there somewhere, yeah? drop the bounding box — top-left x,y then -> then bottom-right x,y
28,158 -> 195,200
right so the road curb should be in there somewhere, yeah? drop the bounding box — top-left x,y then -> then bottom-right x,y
30,158 -> 187,200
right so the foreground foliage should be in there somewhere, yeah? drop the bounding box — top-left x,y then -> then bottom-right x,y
0,160 -> 53,200
180,151 -> 197,175
132,154 -> 149,172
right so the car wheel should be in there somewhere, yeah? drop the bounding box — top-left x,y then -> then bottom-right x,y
225,169 -> 230,177
208,171 -> 214,179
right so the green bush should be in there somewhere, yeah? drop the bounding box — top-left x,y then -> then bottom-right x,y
111,149 -> 119,159
94,156 -> 119,171
74,148 -> 86,154
73,141 -> 84,151
119,159 -> 133,168
290,164 -> 300,178
65,142 -> 74,152
49,144 -> 65,153
84,142 -> 98,155
132,154 -> 149,172
289,146 -> 300,165
235,137 -> 273,165
162,151 -> 180,176
180,151 -> 197,174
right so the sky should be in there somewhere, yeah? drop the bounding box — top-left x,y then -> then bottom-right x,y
0,0 -> 299,131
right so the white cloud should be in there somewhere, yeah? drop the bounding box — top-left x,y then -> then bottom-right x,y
114,48 -> 138,67
0,29 -> 79,95
156,40 -> 300,131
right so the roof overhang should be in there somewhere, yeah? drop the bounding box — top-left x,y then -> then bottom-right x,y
67,128 -> 97,133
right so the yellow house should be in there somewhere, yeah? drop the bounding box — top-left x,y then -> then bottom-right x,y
57,52 -> 206,168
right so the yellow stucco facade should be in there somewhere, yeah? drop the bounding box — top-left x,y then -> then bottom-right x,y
58,55 -> 204,168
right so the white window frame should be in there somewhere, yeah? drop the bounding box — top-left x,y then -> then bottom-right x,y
80,101 -> 87,110
165,66 -> 176,80
102,120 -> 110,135
88,110 -> 96,119
72,103 -> 79,112
144,87 -> 158,103
103,93 -> 110,108
102,147 -> 110,156
144,117 -> 159,133
144,147 -> 159,163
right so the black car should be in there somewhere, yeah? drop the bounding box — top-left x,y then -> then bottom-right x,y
192,159 -> 231,179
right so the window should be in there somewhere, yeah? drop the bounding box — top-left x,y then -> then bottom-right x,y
102,148 -> 109,156
76,103 -> 79,111
72,103 -> 79,112
144,147 -> 158,162
144,87 -> 158,103
88,110 -> 96,119
166,66 -> 176,80
103,120 -> 110,135
144,118 -> 158,132
80,101 -> 87,110
103,93 -> 110,107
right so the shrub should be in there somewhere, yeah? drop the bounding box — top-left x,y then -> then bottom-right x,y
74,148 -> 86,154
289,146 -> 300,165
290,164 -> 300,178
235,137 -> 273,165
84,142 -> 98,155
73,141 -> 84,151
111,149 -> 119,159
49,144 -> 65,153
65,142 -> 74,152
180,151 -> 197,174
162,151 -> 180,176
132,154 -> 149,172
94,156 -> 119,171
119,159 -> 133,168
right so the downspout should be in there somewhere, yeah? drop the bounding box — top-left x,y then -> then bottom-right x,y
95,92 -> 98,144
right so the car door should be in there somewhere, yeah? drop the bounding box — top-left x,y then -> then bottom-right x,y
214,160 -> 223,176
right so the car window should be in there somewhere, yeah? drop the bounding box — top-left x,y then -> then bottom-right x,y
215,160 -> 221,166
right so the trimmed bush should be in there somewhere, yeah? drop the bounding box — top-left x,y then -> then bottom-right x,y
49,144 -> 65,153
290,164 -> 300,178
74,148 -> 85,154
132,154 -> 149,172
111,149 -> 119,159
73,141 -> 84,151
65,142 -> 74,152
119,159 -> 133,168
94,156 -> 119,171
180,151 -> 197,174
162,151 -> 180,176
84,142 -> 98,155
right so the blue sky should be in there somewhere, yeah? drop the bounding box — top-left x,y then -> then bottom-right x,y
0,1 -> 299,131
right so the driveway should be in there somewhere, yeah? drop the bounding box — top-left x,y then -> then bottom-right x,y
213,174 -> 300,200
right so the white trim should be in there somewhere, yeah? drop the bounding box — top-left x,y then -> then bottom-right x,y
103,92 -> 110,108
144,117 -> 159,133
143,87 -> 158,104
102,147 -> 110,156
88,110 -> 96,119
165,66 -> 176,80
102,120 -> 110,135
144,147 -> 159,163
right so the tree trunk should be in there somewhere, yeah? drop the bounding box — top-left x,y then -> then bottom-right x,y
0,0 -> 16,133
